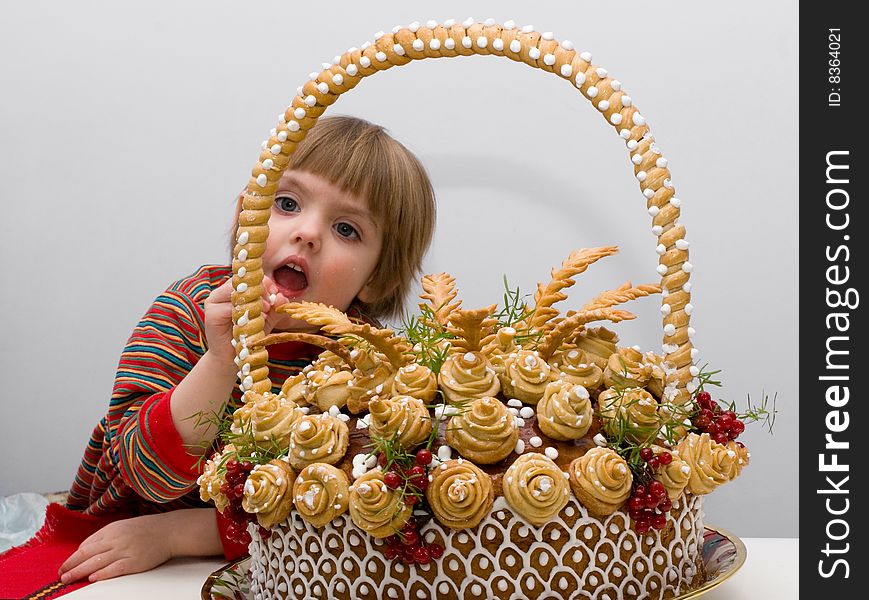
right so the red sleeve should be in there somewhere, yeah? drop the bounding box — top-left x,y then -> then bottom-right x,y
215,509 -> 251,560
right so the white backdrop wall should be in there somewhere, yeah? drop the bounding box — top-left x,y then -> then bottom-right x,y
0,1 -> 798,538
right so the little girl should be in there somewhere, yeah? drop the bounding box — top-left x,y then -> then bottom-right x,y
58,115 -> 437,583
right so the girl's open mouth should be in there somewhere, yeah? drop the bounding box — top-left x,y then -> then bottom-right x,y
273,263 -> 308,294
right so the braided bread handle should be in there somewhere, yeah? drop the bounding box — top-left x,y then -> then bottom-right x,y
231,19 -> 695,403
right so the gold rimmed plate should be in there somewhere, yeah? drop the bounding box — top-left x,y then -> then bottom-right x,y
202,525 -> 746,599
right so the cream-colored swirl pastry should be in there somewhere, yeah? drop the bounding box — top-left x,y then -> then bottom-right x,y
500,349 -> 551,404
726,441 -> 750,479
549,347 -> 603,390
484,326 -> 518,376
231,391 -> 301,448
347,349 -> 395,414
280,371 -> 309,406
536,380 -> 593,441
427,459 -> 493,530
292,463 -> 350,528
572,326 -> 619,369
651,445 -> 691,500
306,367 -> 354,411
603,346 -> 654,390
438,350 -> 500,403
445,396 -> 518,464
676,433 -> 738,495
287,414 -> 349,471
349,469 -> 412,538
391,363 -> 438,403
598,387 -> 662,444
368,396 -> 433,450
641,351 -> 674,399
197,446 -> 234,513
567,447 -> 632,517
241,459 -> 296,529
503,453 -> 570,526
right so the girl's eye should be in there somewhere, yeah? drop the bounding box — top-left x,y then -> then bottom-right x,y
276,196 -> 299,212
334,222 -> 359,239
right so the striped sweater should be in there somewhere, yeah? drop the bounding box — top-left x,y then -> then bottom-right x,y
65,265 -> 326,550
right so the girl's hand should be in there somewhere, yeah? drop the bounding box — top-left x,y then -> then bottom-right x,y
58,514 -> 173,584
261,275 -> 291,334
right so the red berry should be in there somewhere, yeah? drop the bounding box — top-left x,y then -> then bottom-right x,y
634,485 -> 647,497
388,535 -> 402,548
409,465 -> 426,477
652,513 -> 667,530
659,498 -> 673,513
696,391 -> 711,404
226,459 -> 239,473
649,481 -> 666,499
706,421 -> 720,435
414,546 -> 432,564
635,519 -> 651,534
629,508 -> 644,520
241,461 -> 254,472
220,482 -> 231,496
410,475 -> 429,491
629,496 -> 644,511
403,518 -> 418,532
401,530 -> 419,546
647,457 -> 660,472
730,420 -> 745,435
401,551 -> 416,565
384,546 -> 400,560
639,448 -> 654,462
644,493 -> 658,509
429,543 -> 444,559
233,483 -> 245,499
403,494 -> 419,506
658,452 -> 673,465
383,471 -> 401,489
416,449 -> 433,466
714,433 -> 729,445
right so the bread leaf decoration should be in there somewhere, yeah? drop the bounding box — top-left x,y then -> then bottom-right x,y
538,308 -> 636,361
419,272 -> 462,329
579,281 -> 661,313
278,302 -> 413,368
445,305 -> 498,353
521,246 -> 620,337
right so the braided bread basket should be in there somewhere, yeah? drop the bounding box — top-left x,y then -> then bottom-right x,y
218,18 -> 723,600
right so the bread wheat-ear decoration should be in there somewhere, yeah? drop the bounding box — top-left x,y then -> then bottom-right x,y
278,302 -> 414,368
538,308 -> 636,361
578,281 -> 662,312
251,332 -> 357,370
446,305 -> 498,353
524,247 -> 620,336
419,273 -> 462,329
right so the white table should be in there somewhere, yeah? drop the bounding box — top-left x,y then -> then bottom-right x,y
64,537 -> 798,599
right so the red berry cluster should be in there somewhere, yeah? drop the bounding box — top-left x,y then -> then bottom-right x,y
220,458 -> 269,544
627,449 -> 674,534
378,448 -> 444,565
692,391 -> 746,445
381,518 -> 444,565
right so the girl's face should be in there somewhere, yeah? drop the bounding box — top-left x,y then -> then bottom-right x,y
261,169 -> 383,331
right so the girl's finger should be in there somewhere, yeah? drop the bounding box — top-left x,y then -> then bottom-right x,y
88,558 -> 131,582
60,551 -> 112,584
206,280 -> 233,304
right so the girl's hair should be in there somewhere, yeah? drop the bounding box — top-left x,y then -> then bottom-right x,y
232,115 -> 436,321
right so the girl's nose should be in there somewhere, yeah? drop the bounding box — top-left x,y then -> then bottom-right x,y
292,220 -> 321,252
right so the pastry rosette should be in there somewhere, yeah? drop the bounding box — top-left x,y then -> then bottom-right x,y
280,372 -> 309,406
484,327 -> 518,376
197,445 -> 234,512
349,469 -> 412,538
598,387 -> 662,444
500,349 -> 551,404
650,445 -> 691,500
567,447 -> 632,517
347,350 -> 395,414
293,463 -> 350,528
676,433 -> 738,495
536,380 -> 594,441
438,351 -> 500,403
306,367 -> 354,411
391,363 -> 438,403
288,413 -> 349,471
726,441 -> 750,479
549,347 -> 603,390
572,326 -> 619,369
242,459 -> 297,529
503,453 -> 570,526
426,459 -> 494,530
445,396 -> 519,464
231,391 -> 301,448
602,346 -> 653,390
640,351 -> 674,399
368,396 -> 433,450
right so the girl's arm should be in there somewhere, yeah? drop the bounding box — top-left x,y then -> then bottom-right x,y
59,508 -> 222,584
